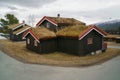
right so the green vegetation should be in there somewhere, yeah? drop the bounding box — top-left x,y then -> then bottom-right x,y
0,14 -> 19,33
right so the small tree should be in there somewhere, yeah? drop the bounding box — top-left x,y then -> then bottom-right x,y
0,14 -> 19,33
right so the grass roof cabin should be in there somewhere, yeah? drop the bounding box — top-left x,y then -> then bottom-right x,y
56,25 -> 107,56
36,14 -> 86,32
23,27 -> 57,53
8,22 -> 31,41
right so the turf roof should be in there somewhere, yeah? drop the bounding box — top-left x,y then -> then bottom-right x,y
56,25 -> 89,37
8,23 -> 23,29
13,26 -> 30,35
49,17 -> 85,25
31,27 -> 56,39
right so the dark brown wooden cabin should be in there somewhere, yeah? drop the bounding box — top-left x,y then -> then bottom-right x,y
8,23 -> 30,41
36,14 -> 86,32
22,27 -> 57,53
56,25 -> 107,56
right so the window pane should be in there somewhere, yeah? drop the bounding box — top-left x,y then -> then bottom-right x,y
87,38 -> 93,44
27,38 -> 30,44
34,40 -> 37,46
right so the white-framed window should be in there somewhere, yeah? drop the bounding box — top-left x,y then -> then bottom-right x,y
87,38 -> 93,45
27,38 -> 30,44
34,40 -> 37,46
46,22 -> 50,28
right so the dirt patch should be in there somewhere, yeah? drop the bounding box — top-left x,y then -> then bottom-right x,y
0,39 -> 120,67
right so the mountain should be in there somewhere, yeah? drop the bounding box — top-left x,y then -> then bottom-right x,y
95,19 -> 120,31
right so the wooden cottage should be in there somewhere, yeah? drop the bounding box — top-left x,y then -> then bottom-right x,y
56,25 -> 107,56
36,14 -> 86,32
22,27 -> 57,53
8,23 -> 31,41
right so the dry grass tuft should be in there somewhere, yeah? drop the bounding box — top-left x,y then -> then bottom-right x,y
0,39 -> 120,67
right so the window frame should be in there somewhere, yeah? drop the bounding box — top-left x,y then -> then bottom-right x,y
46,22 -> 50,28
27,38 -> 30,44
87,38 -> 93,45
34,40 -> 37,46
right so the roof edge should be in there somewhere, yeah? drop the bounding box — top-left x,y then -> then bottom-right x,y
16,27 -> 31,35
12,23 -> 25,30
36,16 -> 58,27
79,25 -> 107,40
22,29 -> 40,43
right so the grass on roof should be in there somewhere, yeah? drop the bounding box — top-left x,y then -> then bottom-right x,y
13,26 -> 30,34
8,23 -> 22,29
49,17 -> 84,24
31,27 -> 56,39
56,25 -> 89,37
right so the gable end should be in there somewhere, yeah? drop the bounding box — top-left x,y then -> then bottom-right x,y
16,27 -> 31,35
79,25 -> 107,40
23,30 -> 40,43
36,16 -> 58,27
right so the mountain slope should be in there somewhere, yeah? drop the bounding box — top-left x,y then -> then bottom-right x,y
95,20 -> 120,31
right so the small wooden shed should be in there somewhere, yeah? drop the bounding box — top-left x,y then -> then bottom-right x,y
36,15 -> 86,32
8,23 -> 30,41
56,25 -> 107,56
23,27 -> 57,53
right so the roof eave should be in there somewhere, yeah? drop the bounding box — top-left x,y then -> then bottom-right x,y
36,16 -> 58,27
16,27 -> 31,35
78,25 -> 107,40
12,23 -> 25,30
22,29 -> 40,43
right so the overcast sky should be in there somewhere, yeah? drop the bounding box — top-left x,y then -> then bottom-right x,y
0,0 -> 120,26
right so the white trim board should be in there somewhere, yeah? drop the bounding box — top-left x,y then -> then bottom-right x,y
16,27 -> 31,35
13,23 -> 25,30
23,31 -> 40,43
79,28 -> 106,40
38,18 -> 58,27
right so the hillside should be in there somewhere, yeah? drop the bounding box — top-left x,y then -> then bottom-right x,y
95,20 -> 120,32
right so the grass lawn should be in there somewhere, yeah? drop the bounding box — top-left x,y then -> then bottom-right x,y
0,39 -> 120,67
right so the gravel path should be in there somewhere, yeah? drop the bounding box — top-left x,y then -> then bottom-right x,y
108,46 -> 120,49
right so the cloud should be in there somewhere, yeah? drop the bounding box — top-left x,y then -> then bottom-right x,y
0,0 -> 120,25
40,0 -> 120,12
79,5 -> 120,23
7,6 -> 18,10
0,0 -> 56,8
